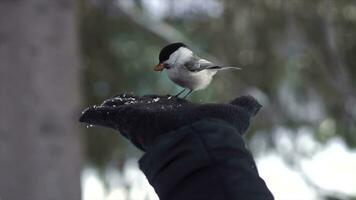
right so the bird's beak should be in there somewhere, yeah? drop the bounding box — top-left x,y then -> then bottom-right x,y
154,63 -> 165,71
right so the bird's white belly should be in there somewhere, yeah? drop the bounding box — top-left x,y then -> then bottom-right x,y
167,67 -> 216,91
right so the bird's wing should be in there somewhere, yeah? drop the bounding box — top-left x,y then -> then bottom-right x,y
183,55 -> 217,72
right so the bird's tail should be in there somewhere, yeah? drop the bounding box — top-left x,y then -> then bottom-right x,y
208,66 -> 242,70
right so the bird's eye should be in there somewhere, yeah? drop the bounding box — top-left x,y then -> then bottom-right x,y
164,64 -> 170,69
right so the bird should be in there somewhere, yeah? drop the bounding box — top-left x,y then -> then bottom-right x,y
154,42 -> 240,99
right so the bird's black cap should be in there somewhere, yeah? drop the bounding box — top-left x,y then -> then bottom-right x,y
159,42 -> 187,63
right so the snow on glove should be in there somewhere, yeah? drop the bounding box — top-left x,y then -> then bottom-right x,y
79,94 -> 262,151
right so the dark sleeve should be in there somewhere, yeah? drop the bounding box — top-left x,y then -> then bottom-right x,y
138,118 -> 274,200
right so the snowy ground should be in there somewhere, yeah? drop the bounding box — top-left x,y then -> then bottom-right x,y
82,133 -> 356,200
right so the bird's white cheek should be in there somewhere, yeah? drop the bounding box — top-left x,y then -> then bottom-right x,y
167,47 -> 193,65
166,51 -> 179,65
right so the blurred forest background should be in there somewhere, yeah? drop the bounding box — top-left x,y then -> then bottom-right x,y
1,0 -> 356,200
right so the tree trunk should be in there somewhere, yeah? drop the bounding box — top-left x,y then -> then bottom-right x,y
0,0 -> 82,200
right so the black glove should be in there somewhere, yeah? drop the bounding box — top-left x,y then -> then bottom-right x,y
79,94 -> 261,151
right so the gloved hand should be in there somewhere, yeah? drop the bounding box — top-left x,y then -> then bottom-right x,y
79,94 -> 261,151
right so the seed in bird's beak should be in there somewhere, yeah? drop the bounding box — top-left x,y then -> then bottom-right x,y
154,63 -> 164,71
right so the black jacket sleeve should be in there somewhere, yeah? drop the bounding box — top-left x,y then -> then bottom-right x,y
139,118 -> 274,200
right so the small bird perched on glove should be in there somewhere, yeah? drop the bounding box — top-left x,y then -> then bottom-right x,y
154,42 -> 240,98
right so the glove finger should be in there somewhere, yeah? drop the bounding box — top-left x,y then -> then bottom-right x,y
193,104 -> 251,135
229,95 -> 262,117
79,106 -> 122,128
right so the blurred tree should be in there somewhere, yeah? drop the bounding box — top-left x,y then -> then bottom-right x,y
0,0 -> 82,200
